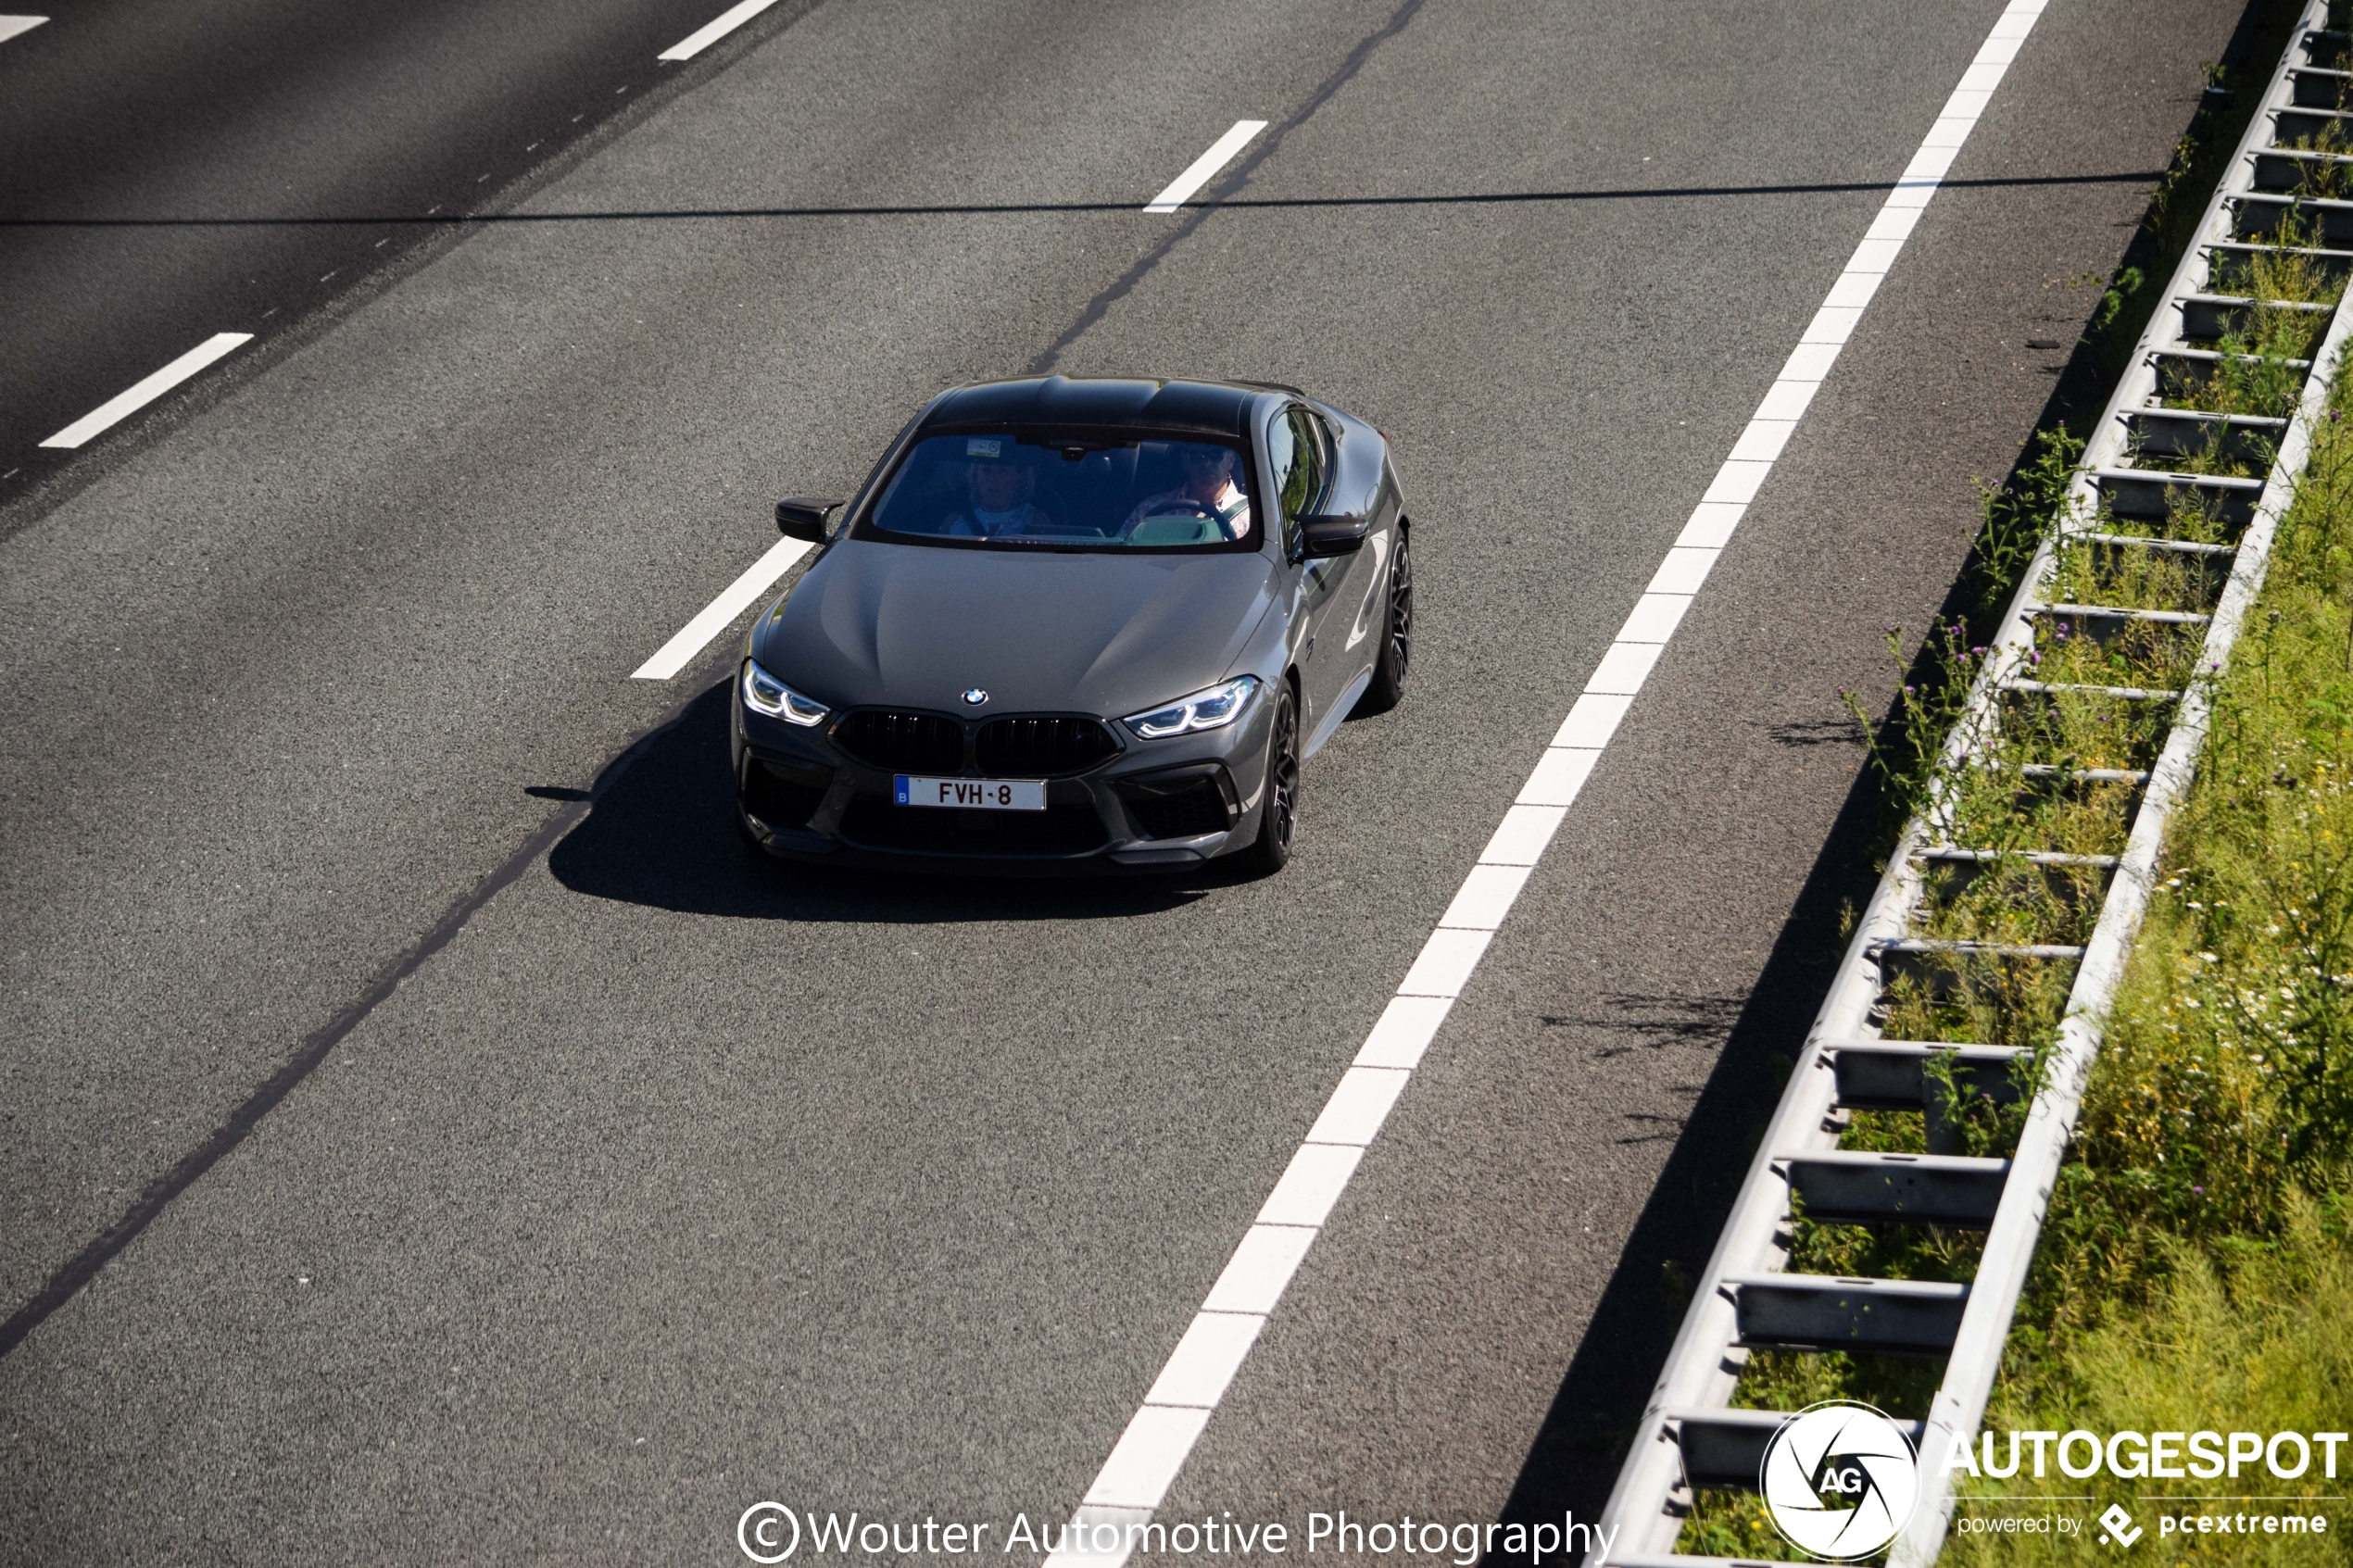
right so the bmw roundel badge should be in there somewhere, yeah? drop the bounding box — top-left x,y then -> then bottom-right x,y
962,688 -> 988,706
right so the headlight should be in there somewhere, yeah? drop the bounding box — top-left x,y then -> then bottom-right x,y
1124,675 -> 1259,739
741,659 -> 829,726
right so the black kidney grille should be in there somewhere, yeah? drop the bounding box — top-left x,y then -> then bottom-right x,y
975,716 -> 1120,776
833,710 -> 964,773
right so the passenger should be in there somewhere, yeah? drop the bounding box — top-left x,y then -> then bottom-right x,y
1122,445 -> 1252,540
943,450 -> 1053,536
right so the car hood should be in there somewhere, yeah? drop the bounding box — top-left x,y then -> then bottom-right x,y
752,539 -> 1278,720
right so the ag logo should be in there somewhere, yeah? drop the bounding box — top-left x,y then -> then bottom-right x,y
1759,1400 -> 1920,1561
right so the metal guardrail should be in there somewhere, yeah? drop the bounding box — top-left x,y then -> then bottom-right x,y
1587,5 -> 2353,1562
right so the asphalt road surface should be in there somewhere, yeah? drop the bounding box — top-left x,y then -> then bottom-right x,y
0,0 -> 785,487
0,0 -> 2246,1562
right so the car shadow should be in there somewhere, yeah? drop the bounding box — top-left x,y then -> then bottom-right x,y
545,681 -> 1255,923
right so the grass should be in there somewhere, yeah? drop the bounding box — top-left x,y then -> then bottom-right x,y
1952,1197 -> 2353,1566
1673,22 -> 2353,1547
1678,362 -> 2353,1562
2164,327 -> 2318,419
1911,857 -> 2109,948
2048,535 -> 2229,614
2271,116 -> 2353,201
1937,370 -> 2353,1562
2207,224 -> 2351,307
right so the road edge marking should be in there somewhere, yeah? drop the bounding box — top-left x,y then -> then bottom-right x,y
1041,5 -> 2052,1562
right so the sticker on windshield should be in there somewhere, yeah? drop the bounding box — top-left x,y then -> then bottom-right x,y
964,437 -> 1003,458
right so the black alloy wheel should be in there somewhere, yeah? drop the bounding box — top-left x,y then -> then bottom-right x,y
1243,682 -> 1300,874
1359,527 -> 1413,713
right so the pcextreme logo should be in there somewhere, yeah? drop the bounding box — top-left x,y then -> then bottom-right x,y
1759,1400 -> 1921,1561
2097,1504 -> 2143,1547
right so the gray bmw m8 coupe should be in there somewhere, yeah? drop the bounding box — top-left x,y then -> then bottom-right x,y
731,374 -> 1412,875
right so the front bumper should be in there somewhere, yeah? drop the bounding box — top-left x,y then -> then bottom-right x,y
730,695 -> 1271,876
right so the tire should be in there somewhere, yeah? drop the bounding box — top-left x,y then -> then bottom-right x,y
1241,682 -> 1300,875
1355,526 -> 1412,715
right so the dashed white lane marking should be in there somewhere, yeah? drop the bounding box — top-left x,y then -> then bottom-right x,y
1042,3 -> 2052,1563
39,332 -> 253,450
0,15 -> 46,45
657,0 -> 786,61
630,537 -> 812,680
1143,120 -> 1268,213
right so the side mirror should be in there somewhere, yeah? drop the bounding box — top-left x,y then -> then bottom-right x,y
1297,513 -> 1370,558
776,496 -> 845,543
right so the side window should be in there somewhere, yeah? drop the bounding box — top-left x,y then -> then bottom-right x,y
1265,411 -> 1301,556
1310,409 -> 1339,479
1280,406 -> 1326,524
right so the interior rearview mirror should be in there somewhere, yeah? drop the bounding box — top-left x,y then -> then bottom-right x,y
1297,513 -> 1370,558
776,497 -> 845,543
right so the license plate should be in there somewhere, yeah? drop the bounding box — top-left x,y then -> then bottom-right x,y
893,775 -> 1047,811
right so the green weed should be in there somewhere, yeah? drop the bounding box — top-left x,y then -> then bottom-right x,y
1670,21 -> 2350,1556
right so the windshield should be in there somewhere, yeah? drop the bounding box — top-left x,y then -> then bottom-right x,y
862,431 -> 1257,551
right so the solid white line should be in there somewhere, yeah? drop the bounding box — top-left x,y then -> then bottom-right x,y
1439,864 -> 1531,931
1477,805 -> 1567,868
1353,996 -> 1450,1070
1199,1226 -> 1316,1315
1516,746 -> 1601,807
1142,1312 -> 1267,1406
1255,1145 -> 1365,1228
630,537 -> 812,680
1395,929 -> 1491,999
1084,1407 -> 1213,1508
657,0 -> 785,61
1303,1067 -> 1412,1145
1552,691 -> 1634,748
0,15 -> 46,44
38,332 -> 253,449
1143,120 -> 1268,212
1039,3 -> 2051,1564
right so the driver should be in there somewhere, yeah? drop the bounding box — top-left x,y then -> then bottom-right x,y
1122,445 -> 1252,539
942,448 -> 1053,536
